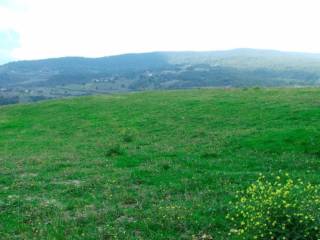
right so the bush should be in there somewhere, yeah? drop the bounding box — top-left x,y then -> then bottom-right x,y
227,173 -> 320,239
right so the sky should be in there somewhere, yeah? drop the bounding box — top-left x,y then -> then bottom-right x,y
1,0 -> 320,64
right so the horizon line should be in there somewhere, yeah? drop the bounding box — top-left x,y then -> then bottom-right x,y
3,47 -> 320,66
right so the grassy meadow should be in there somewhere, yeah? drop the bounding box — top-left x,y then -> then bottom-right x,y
1,88 -> 320,239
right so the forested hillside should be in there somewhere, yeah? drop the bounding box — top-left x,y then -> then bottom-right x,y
1,49 -> 320,105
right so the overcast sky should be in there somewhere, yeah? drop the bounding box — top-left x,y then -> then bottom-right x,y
1,0 -> 320,64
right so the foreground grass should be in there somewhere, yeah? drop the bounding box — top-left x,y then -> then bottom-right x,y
0,88 -> 320,239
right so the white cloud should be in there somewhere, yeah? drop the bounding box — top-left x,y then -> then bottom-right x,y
1,0 -> 320,61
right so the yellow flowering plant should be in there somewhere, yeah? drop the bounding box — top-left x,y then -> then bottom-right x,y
227,174 -> 320,239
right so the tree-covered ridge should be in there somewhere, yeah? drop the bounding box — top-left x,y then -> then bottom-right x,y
1,49 -> 320,105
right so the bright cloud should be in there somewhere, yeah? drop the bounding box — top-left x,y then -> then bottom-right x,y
1,0 -> 320,63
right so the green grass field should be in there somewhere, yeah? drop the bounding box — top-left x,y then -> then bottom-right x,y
1,88 -> 320,239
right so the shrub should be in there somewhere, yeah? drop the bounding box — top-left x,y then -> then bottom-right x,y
227,173 -> 320,239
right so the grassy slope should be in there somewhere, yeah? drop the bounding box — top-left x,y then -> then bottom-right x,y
1,88 -> 320,239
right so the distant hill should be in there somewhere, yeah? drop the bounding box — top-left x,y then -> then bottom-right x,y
1,48 -> 320,105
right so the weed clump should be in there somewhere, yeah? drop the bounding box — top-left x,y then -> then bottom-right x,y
105,144 -> 124,157
201,152 -> 218,159
162,163 -> 170,170
121,129 -> 135,143
227,173 -> 320,239
122,133 -> 134,143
